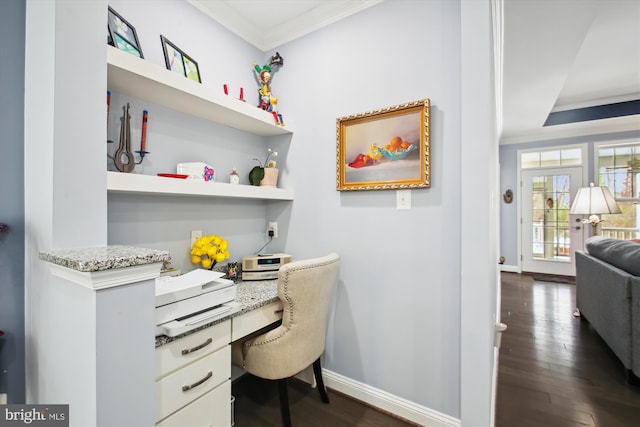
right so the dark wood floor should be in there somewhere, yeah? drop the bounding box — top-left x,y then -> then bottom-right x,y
233,273 -> 640,426
232,374 -> 416,427
497,272 -> 640,427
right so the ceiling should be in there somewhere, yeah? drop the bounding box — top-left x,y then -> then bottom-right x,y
189,0 -> 640,144
187,0 -> 383,51
501,0 -> 640,144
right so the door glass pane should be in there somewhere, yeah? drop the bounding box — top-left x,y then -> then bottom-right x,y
531,174 -> 571,261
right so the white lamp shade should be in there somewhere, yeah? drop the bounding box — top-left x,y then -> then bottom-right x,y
569,184 -> 622,215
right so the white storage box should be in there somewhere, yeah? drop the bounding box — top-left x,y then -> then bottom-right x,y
177,162 -> 215,181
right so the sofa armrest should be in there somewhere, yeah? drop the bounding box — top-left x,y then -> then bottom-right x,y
576,250 -> 633,368
631,278 -> 640,376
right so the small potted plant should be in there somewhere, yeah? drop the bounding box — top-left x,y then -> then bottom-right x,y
249,148 -> 279,187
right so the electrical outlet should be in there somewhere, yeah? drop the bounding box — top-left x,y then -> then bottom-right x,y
190,230 -> 202,246
268,222 -> 278,238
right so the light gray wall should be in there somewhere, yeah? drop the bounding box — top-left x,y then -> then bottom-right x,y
499,129 -> 640,268
105,0 -> 498,420
0,0 -> 26,404
275,1 -> 463,413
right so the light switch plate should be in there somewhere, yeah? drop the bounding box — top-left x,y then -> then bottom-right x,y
396,190 -> 411,210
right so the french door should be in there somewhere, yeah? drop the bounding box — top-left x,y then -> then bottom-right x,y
521,167 -> 585,276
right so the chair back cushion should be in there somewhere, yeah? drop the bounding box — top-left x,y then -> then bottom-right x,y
241,253 -> 340,379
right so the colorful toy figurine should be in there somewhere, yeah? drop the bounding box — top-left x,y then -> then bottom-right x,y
269,97 -> 285,126
253,52 -> 284,116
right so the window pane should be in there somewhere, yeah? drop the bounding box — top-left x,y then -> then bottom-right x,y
601,202 -> 639,240
598,148 -> 615,174
599,172 -> 615,190
540,150 -> 560,167
522,152 -> 540,169
561,148 -> 581,165
633,146 -> 640,173
598,142 -> 640,201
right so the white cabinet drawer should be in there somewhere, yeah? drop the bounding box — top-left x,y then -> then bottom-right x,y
231,301 -> 283,341
156,345 -> 231,422
156,321 -> 231,379
156,380 -> 231,427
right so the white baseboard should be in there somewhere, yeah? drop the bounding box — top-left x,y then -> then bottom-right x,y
499,264 -> 519,273
323,369 -> 460,427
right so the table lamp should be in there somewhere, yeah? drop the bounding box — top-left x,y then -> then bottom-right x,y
569,183 -> 621,235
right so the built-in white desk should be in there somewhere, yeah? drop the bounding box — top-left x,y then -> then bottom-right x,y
39,246 -> 283,427
154,279 -> 283,426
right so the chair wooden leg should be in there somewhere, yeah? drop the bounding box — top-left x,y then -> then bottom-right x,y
312,357 -> 330,404
278,378 -> 292,427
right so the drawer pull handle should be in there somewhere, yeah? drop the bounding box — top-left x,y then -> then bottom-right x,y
181,338 -> 213,355
274,309 -> 284,314
182,371 -> 212,392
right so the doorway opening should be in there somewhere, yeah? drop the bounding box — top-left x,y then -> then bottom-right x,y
518,145 -> 588,276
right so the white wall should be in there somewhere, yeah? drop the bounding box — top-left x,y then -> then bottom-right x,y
24,0 -> 108,423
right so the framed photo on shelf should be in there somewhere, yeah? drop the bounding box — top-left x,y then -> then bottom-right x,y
160,36 -> 201,83
336,99 -> 430,191
107,6 -> 144,58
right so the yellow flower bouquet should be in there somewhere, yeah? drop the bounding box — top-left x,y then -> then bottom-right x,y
190,234 -> 230,269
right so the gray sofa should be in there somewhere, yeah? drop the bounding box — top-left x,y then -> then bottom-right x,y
576,236 -> 640,382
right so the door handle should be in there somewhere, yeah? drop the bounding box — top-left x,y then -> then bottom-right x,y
573,225 -> 581,230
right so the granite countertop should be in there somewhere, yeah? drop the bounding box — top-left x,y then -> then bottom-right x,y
39,245 -> 170,272
155,278 -> 280,347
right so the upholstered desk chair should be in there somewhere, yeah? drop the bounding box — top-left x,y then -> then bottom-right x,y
234,253 -> 340,427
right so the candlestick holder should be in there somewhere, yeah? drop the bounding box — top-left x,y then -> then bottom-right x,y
107,149 -> 150,172
107,103 -> 150,173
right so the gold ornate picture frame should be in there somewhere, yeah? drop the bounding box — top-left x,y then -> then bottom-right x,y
336,99 -> 430,191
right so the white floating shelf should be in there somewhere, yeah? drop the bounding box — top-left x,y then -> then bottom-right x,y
107,172 -> 294,201
107,46 -> 292,137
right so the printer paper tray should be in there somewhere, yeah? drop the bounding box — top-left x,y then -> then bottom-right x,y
156,301 -> 241,337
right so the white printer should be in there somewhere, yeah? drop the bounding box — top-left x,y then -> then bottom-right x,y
155,269 -> 240,337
